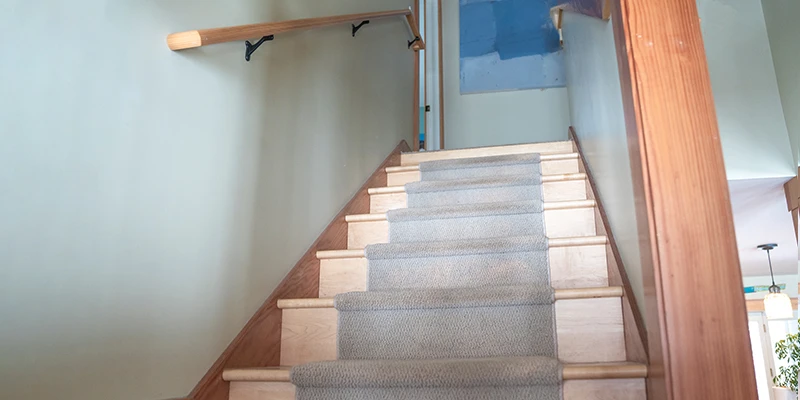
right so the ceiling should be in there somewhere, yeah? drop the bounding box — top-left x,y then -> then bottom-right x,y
729,177 -> 798,276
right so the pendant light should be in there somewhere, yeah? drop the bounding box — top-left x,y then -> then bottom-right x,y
758,243 -> 794,320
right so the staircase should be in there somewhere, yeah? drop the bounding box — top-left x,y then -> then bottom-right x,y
221,141 -> 647,400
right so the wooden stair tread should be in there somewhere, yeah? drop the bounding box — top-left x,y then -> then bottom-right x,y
388,152 -> 580,171
345,199 -> 596,222
277,286 -> 623,309
368,173 -> 588,195
399,141 -> 575,166
318,236 -> 608,260
223,367 -> 291,382
223,362 -> 647,382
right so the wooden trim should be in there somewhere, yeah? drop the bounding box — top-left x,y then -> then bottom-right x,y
602,0 -> 612,20
186,141 -> 410,400
412,0 -> 421,152
746,298 -> 799,313
554,0 -> 605,20
405,9 -> 426,51
167,8 -> 424,51
562,363 -> 648,380
437,0 -> 445,149
569,127 -> 648,364
784,170 -> 800,241
609,0 -> 757,398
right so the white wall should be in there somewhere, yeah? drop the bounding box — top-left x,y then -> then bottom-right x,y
761,0 -> 800,169
697,0 -> 795,180
441,0 -> 571,150
0,1 -> 413,399
561,12 -> 646,322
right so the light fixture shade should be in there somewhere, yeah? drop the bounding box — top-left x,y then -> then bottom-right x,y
764,292 -> 794,320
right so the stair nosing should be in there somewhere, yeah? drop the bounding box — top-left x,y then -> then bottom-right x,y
368,173 -> 587,195
277,286 -> 623,309
345,199 -> 596,222
387,152 -> 581,171
317,236 -> 608,259
222,362 -> 647,382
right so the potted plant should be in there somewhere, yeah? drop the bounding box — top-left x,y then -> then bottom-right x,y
773,322 -> 800,400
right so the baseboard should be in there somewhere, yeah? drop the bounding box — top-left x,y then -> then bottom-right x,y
187,140 -> 411,400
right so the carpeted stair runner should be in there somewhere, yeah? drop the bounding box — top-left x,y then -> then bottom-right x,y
406,175 -> 544,208
292,356 -> 561,400
292,153 -> 562,400
387,200 -> 544,243
365,235 -> 549,291
419,153 -> 542,181
336,285 -> 556,360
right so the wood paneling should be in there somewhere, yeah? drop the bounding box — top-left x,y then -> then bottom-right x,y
609,0 -> 757,398
570,128 -> 648,364
187,141 -> 409,400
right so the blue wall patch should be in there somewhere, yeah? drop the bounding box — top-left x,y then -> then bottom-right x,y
459,0 -> 565,93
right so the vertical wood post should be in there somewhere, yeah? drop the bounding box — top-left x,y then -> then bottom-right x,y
609,0 -> 758,398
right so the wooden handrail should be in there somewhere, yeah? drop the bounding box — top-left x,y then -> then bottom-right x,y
167,8 -> 425,52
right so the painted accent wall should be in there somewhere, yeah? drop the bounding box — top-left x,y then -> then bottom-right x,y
0,1 -> 413,399
560,12 -> 646,323
697,0 -> 795,180
442,0 -> 571,150
459,0 -> 565,92
761,0 -> 800,169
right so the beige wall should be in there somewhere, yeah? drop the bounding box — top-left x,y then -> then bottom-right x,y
0,1 -> 412,399
761,0 -> 800,169
697,0 -> 795,180
560,12 -> 646,324
440,0 -> 571,150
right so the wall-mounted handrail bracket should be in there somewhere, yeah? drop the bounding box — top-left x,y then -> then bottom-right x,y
408,36 -> 421,49
245,35 -> 275,62
351,20 -> 370,37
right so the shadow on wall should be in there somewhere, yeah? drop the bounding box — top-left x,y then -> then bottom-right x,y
0,0 -> 412,399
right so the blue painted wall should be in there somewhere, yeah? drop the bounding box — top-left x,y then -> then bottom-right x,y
459,0 -> 565,93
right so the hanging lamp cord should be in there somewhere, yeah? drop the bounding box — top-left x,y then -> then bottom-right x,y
767,248 -> 776,287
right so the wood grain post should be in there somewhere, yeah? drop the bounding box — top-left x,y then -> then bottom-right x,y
609,0 -> 757,398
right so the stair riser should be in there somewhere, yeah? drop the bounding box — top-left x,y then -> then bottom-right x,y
370,180 -> 587,214
279,297 -> 624,366
319,244 -> 608,297
388,158 -> 581,186
229,379 -> 645,400
399,142 -> 575,166
348,208 -> 596,249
